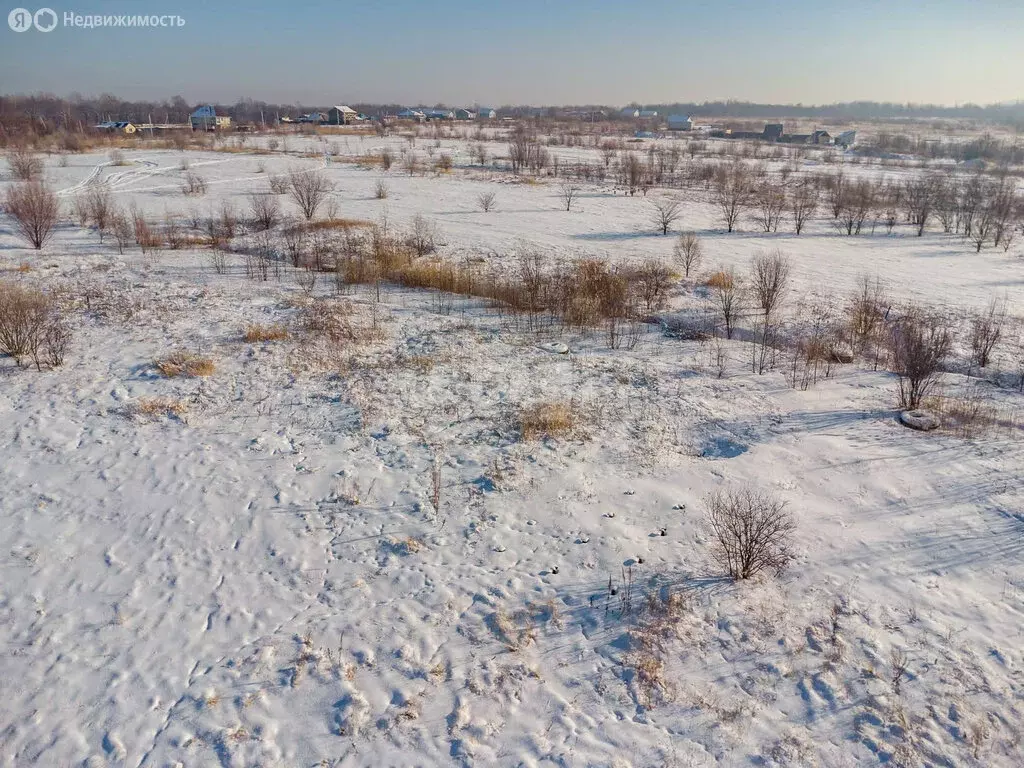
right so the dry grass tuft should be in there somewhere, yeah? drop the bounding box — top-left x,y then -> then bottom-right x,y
519,400 -> 576,441
155,350 -> 216,377
133,396 -> 188,419
304,217 -> 374,232
244,323 -> 289,342
705,270 -> 735,290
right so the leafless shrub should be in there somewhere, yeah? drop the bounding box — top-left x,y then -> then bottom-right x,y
435,153 -> 453,173
374,180 -> 389,199
111,212 -> 133,254
632,260 -> 672,313
709,268 -> 742,339
268,174 -> 290,194
847,274 -> 890,359
651,198 -> 683,235
0,282 -> 50,367
133,209 -> 162,253
380,147 -> 394,170
164,214 -> 184,250
406,214 -> 439,256
86,186 -> 113,242
108,149 -> 128,166
713,162 -> 753,232
704,487 -> 795,580
39,316 -> 71,368
559,183 -> 579,212
754,182 -> 786,233
790,181 -> 818,235
289,169 -> 333,220
750,250 -> 792,373
889,648 -> 910,696
181,172 -> 208,196
248,192 -> 281,231
219,202 -> 239,239
969,297 -> 1006,370
71,194 -> 90,227
7,148 -> 43,180
296,268 -> 317,295
673,232 -> 703,278
208,249 -> 228,274
281,219 -> 308,267
889,309 -> 952,410
3,182 -> 59,250
477,190 -> 497,212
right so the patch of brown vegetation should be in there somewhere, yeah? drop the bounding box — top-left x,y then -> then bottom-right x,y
155,350 -> 216,377
519,400 -> 576,441
244,323 -> 289,342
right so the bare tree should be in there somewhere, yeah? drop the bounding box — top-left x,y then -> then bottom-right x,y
713,163 -> 752,233
651,198 -> 683,235
477,190 -> 497,212
112,211 -> 133,255
890,310 -> 952,409
847,274 -> 890,359
970,205 -> 994,252
623,152 -> 645,196
904,175 -> 938,236
754,182 -> 786,233
268,174 -> 290,194
3,181 -> 59,250
248,192 -> 281,231
560,183 -> 579,211
749,250 -> 792,373
86,186 -> 113,243
632,260 -> 673,313
969,297 -> 1006,370
790,180 -> 818,235
289,169 -> 333,220
712,268 -> 742,340
406,214 -> 439,256
374,180 -> 389,199
704,487 -> 795,580
673,232 -> 703,278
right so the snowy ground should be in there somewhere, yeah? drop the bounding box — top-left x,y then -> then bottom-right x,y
1,147 -> 1022,767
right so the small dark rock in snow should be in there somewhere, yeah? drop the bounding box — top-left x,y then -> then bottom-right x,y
551,566 -> 559,575
672,504 -> 686,510
659,527 -> 667,536
624,490 -> 635,495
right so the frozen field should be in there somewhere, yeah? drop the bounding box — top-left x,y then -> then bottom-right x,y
1,145 -> 1022,767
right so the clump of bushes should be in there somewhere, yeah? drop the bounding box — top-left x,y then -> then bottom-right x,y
0,282 -> 71,369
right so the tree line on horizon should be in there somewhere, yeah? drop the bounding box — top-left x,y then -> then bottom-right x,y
1,93 -> 1023,133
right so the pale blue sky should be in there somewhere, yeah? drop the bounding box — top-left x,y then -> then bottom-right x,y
1,0 -> 1022,105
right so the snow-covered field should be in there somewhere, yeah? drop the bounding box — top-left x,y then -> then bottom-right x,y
1,145 -> 1022,767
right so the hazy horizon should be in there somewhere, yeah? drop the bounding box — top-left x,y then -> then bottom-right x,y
2,0 -> 1023,107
